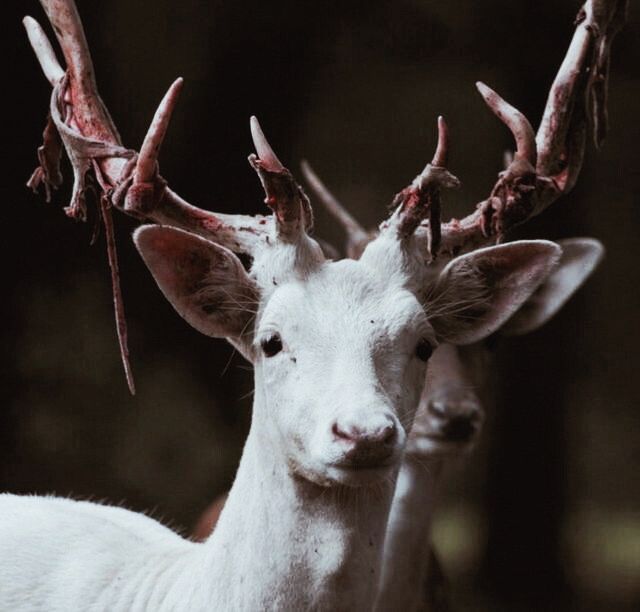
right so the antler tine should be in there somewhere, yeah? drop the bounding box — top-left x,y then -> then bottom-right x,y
537,0 -> 627,190
248,117 -> 313,243
387,117 -> 459,255
300,160 -> 370,258
250,116 -> 285,173
431,115 -> 449,168
134,78 -> 184,184
476,82 -> 536,167
23,17 -> 65,86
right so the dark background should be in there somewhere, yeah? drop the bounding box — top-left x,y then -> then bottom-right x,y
3,1 -> 639,610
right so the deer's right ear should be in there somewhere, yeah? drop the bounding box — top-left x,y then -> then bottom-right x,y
134,225 -> 259,348
425,240 -> 562,345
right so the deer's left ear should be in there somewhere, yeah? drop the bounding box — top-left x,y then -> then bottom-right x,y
499,237 -> 604,336
425,240 -> 562,345
134,225 -> 259,357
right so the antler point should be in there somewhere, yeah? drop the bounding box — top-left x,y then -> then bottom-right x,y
250,116 -> 285,173
134,78 -> 184,183
23,14 -> 65,85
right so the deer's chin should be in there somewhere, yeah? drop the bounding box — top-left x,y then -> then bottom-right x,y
406,434 -> 477,458
322,463 -> 396,488
288,456 -> 397,488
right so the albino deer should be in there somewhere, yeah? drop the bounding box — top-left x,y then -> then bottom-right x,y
1,125 -> 562,610
3,0 -> 623,610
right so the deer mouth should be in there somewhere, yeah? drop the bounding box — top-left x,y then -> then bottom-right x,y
326,451 -> 398,487
287,453 -> 396,488
408,432 -> 477,457
323,459 -> 397,487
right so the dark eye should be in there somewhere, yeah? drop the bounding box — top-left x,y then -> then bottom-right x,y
415,339 -> 433,362
261,334 -> 283,357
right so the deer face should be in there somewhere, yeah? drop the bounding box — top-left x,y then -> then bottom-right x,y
252,259 -> 431,487
408,343 -> 485,458
135,222 -> 562,488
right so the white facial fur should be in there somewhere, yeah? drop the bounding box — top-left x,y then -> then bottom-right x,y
134,226 -> 562,488
252,258 -> 433,487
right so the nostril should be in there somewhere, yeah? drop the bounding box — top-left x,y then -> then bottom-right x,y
377,422 -> 397,445
442,416 -> 476,442
332,421 -> 355,442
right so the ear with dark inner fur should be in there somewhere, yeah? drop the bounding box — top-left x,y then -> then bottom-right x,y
134,225 -> 259,357
499,237 -> 604,336
425,240 -> 562,345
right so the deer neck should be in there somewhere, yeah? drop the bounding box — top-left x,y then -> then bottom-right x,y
375,457 -> 444,612
201,392 -> 396,611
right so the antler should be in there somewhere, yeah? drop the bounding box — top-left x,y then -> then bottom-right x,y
306,117 -> 458,260
23,0 -> 317,391
22,0 -> 626,389
24,2 -> 302,252
307,0 -> 626,260
383,116 -> 459,258
435,0 -> 627,255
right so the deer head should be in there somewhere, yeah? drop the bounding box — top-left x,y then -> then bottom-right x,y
134,119 -> 561,488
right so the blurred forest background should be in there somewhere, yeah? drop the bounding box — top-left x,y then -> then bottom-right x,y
3,1 -> 639,609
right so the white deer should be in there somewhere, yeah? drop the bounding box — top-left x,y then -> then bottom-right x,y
190,230 -> 603,611
0,117 -> 561,610
6,0 -> 622,609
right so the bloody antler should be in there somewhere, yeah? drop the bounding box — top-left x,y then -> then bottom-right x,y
308,0 -> 626,260
385,116 -> 459,257
23,0 -> 312,392
435,0 -> 627,255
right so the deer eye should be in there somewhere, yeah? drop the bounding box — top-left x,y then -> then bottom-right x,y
261,333 -> 283,357
415,339 -> 433,362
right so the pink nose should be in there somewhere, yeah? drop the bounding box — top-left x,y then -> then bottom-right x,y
332,419 -> 397,446
331,418 -> 397,467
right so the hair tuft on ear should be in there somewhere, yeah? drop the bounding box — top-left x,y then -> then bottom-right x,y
425,240 -> 562,345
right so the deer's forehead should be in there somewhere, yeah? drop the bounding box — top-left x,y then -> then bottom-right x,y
258,261 -> 426,336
